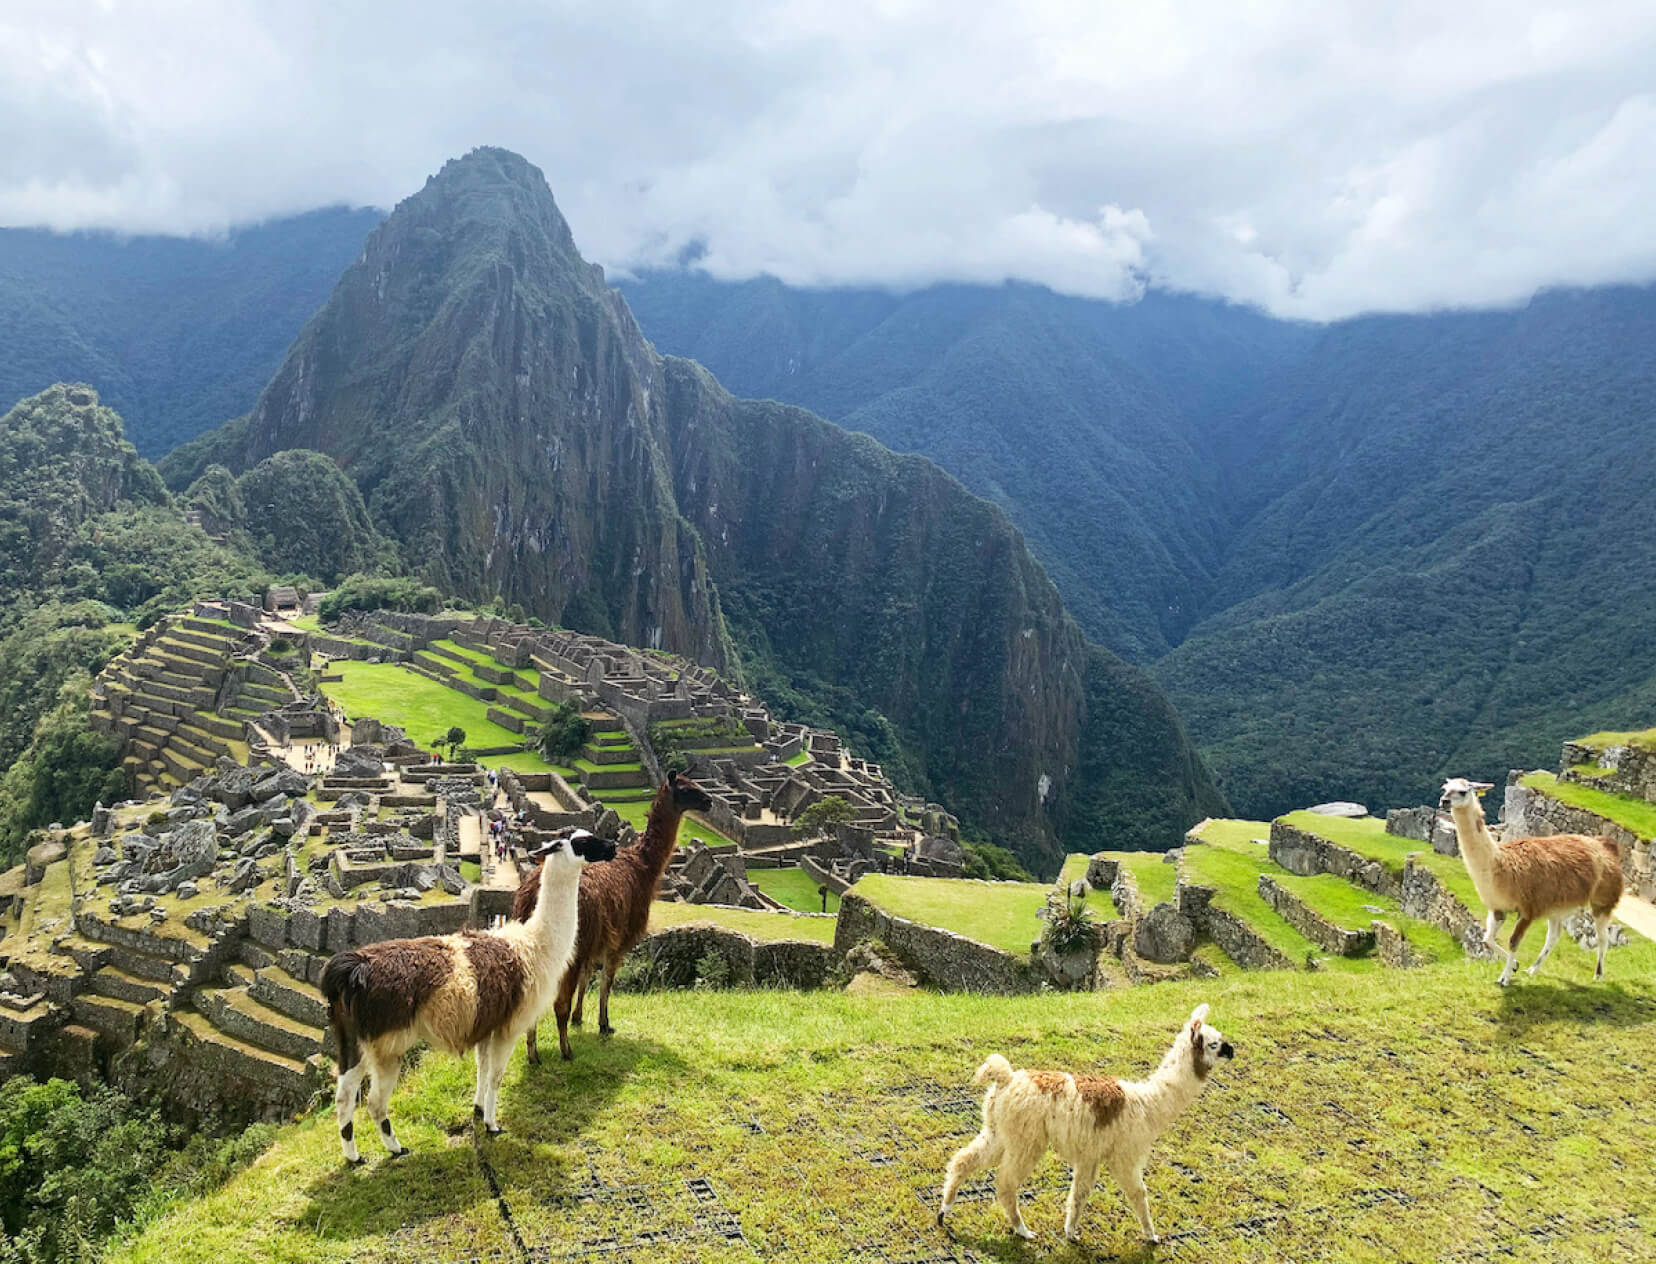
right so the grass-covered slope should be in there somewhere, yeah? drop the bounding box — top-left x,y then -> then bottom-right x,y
116,968 -> 1656,1264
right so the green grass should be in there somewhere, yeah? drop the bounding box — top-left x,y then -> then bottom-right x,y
574,757 -> 644,773
853,874 -> 1049,957
1181,838 -> 1357,971
458,861 -> 482,884
288,614 -> 320,632
1573,726 -> 1656,750
1275,810 -> 1484,913
749,866 -> 841,914
645,900 -> 836,944
484,749 -> 557,774
783,750 -> 811,767
1270,872 -> 1464,961
321,661 -> 527,752
116,962 -> 1656,1264
1522,770 -> 1656,840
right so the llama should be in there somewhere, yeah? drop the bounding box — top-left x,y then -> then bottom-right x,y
939,1004 -> 1235,1244
513,771 -> 714,1063
322,828 -> 616,1162
1440,777 -> 1624,985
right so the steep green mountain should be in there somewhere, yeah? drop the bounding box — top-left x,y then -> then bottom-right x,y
184,147 -> 1223,869
0,208 -> 381,456
0,385 -> 272,860
621,271 -> 1656,819
619,272 -> 1312,660
184,452 -> 398,585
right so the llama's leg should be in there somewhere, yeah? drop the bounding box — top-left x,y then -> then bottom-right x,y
363,1049 -> 409,1157
473,1039 -> 496,1123
1116,1161 -> 1158,1244
480,1031 -> 514,1133
1528,916 -> 1565,976
571,963 -> 590,1026
525,1027 -> 540,1066
994,1142 -> 1042,1240
1482,909 -> 1505,955
555,967 -> 579,1061
334,1061 -> 367,1164
938,1129 -> 1002,1223
1594,912 -> 1613,979
1499,917 -> 1533,985
1063,1161 -> 1099,1242
597,957 -> 618,1036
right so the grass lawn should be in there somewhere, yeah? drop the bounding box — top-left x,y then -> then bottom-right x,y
1573,726 -> 1656,750
1275,810 -> 1484,913
783,750 -> 811,767
287,614 -> 320,632
645,900 -> 837,944
1180,838 -> 1352,971
484,749 -> 557,774
750,865 -> 841,914
322,661 -> 525,751
1522,770 -> 1656,840
852,875 -> 1049,957
116,963 -> 1656,1264
458,861 -> 482,884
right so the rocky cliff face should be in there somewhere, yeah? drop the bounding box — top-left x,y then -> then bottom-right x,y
200,147 -> 1222,868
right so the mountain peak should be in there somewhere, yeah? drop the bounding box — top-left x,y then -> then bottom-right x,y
395,145 -> 583,269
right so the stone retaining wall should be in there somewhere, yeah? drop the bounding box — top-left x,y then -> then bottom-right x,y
1398,858 -> 1490,958
1560,741 -> 1656,803
833,891 -> 1039,993
1268,822 -> 1401,898
1177,883 -> 1297,971
801,854 -> 851,896
1257,875 -> 1374,956
1372,920 -> 1431,968
623,923 -> 838,990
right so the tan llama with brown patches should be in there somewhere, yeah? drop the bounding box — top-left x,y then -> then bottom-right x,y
1440,778 -> 1623,985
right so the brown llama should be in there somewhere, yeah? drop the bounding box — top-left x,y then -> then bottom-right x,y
513,771 -> 714,1062
1440,778 -> 1624,985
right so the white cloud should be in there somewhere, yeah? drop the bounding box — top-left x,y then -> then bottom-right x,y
2,0 -> 1655,319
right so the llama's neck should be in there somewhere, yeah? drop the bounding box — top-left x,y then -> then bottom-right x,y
635,790 -> 686,875
1136,1040 -> 1207,1130
1449,802 -> 1502,890
523,861 -> 583,974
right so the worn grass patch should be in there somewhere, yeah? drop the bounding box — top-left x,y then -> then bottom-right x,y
1522,770 -> 1656,841
852,875 -> 1048,957
749,866 -> 841,914
322,661 -> 527,752
116,966 -> 1656,1264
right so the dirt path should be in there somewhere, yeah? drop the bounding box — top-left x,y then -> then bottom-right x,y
1614,893 -> 1656,942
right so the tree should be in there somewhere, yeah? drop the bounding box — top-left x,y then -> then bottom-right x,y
535,702 -> 590,762
795,795 -> 857,834
443,726 -> 466,761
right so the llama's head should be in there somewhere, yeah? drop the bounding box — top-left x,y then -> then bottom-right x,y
1439,778 -> 1494,811
531,829 -> 616,876
1185,1003 -> 1234,1081
666,770 -> 715,814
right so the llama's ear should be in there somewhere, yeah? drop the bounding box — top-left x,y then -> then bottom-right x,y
1190,1003 -> 1210,1025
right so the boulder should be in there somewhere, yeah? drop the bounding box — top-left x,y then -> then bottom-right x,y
334,745 -> 387,778
1134,902 -> 1196,963
214,766 -> 258,809
223,806 -> 263,837
1308,801 -> 1369,818
132,819 -> 218,894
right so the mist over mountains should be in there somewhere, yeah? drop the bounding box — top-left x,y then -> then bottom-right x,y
3,156 -> 1653,826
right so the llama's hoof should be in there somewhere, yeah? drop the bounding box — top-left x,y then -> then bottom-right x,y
1012,1224 -> 1036,1241
599,1024 -> 615,1037
346,1155 -> 365,1168
561,1049 -> 574,1062
387,1146 -> 410,1159
526,1051 -> 541,1067
1065,1228 -> 1082,1243
485,1124 -> 505,1137
1146,1232 -> 1161,1245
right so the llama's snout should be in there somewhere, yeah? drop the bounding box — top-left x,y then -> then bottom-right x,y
1218,1041 -> 1235,1060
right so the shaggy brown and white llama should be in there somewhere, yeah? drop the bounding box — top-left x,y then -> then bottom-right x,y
1440,777 -> 1624,985
512,771 -> 714,1063
322,829 -> 616,1162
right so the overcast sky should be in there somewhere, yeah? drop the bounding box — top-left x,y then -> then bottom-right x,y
4,1 -> 1655,320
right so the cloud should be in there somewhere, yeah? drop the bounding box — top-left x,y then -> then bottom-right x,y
2,0 -> 1655,319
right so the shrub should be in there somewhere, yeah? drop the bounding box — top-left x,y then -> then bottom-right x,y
536,702 -> 591,762
1038,888 -> 1102,960
317,574 -> 441,620
795,796 -> 856,833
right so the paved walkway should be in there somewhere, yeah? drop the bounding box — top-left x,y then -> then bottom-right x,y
1615,893 -> 1656,942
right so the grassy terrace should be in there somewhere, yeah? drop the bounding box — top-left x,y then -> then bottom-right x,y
783,750 -> 811,767
118,964 -> 1656,1264
1059,848 -> 1181,910
1523,769 -> 1656,839
321,661 -> 546,766
1275,810 -> 1483,913
852,874 -> 1048,957
645,900 -> 836,944
1573,726 -> 1656,750
750,865 -> 841,914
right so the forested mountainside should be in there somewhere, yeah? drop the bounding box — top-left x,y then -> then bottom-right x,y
165,148 -> 1224,870
0,386 -> 271,860
622,272 -> 1656,818
0,208 -> 381,456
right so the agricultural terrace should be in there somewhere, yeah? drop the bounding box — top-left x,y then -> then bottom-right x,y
117,965 -> 1656,1264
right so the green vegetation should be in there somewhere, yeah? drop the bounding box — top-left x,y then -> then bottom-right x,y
484,749 -> 557,774
747,865 -> 840,914
783,750 -> 811,767
794,795 -> 856,833
960,839 -> 1035,882
1573,727 -> 1656,750
647,715 -> 755,768
0,1074 -> 275,1264
1275,811 -> 1483,913
852,874 -> 1049,957
317,575 -> 441,620
0,675 -> 127,863
321,662 -> 525,753
116,964 -> 1656,1264
1061,847 -> 1181,910
1521,770 -> 1656,839
534,700 -> 590,762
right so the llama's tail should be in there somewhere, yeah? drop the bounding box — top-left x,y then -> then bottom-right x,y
320,952 -> 366,1072
973,1054 -> 1015,1089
